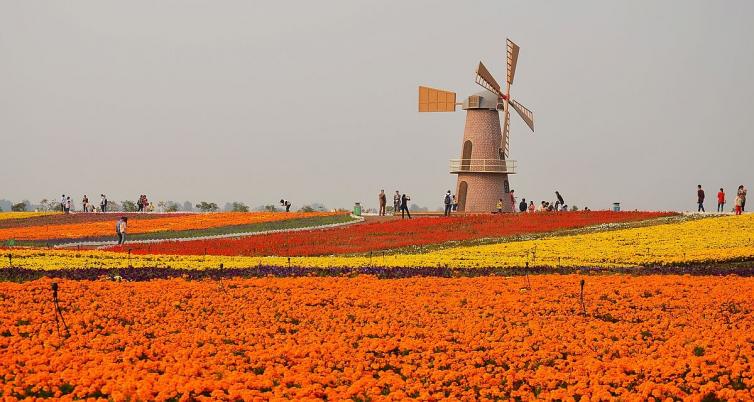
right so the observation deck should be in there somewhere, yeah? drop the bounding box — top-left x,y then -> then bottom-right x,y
449,159 -> 516,174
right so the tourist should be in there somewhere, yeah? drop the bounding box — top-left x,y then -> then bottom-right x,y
82,195 -> 89,213
519,198 -> 527,212
717,188 -> 726,213
60,194 -> 66,213
697,185 -> 705,212
400,193 -> 411,219
393,191 -> 400,214
452,195 -> 457,212
555,191 -> 565,209
116,217 -> 128,245
280,199 -> 291,212
738,185 -> 747,212
378,190 -> 387,216
65,197 -> 72,213
137,195 -> 143,212
528,201 -> 535,213
444,190 -> 452,216
496,199 -> 503,213
509,190 -> 516,211
100,194 -> 108,213
734,192 -> 743,215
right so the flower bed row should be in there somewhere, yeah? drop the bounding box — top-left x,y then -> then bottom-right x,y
0,212 -> 343,241
0,211 -> 60,223
114,211 -> 674,257
1,276 -> 752,400
4,215 -> 750,270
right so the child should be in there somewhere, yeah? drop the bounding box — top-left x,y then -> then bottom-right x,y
735,194 -> 743,215
496,199 -> 503,213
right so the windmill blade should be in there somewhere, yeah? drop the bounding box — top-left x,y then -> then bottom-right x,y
510,98 -> 534,132
418,86 -> 457,112
506,39 -> 520,85
500,101 -> 511,159
475,62 -> 503,97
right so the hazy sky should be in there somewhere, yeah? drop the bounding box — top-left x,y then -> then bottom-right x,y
1,1 -> 752,211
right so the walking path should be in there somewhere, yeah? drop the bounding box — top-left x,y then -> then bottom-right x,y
52,215 -> 365,249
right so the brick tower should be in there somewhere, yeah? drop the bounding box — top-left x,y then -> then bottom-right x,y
451,93 -> 515,212
419,39 -> 534,213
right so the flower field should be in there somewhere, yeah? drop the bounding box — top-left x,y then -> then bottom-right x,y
0,212 -> 60,222
113,211 -> 673,257
0,211 -> 343,242
2,275 -> 752,400
4,213 -> 753,271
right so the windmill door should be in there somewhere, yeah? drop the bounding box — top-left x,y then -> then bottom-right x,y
457,181 -> 468,212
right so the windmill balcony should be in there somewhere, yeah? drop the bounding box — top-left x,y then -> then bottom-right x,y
450,159 -> 517,174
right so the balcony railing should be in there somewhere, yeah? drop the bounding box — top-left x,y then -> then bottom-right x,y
450,159 -> 516,174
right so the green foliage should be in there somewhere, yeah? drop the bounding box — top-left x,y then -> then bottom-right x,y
122,201 -> 138,212
230,202 -> 249,212
263,204 -> 277,212
11,202 -> 27,212
165,202 -> 180,212
693,346 -> 705,356
196,201 -> 219,212
571,205 -> 579,211
299,205 -> 315,213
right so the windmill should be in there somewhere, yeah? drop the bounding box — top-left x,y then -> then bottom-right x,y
418,38 -> 535,213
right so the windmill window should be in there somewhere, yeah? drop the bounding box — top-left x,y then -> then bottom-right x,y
468,96 -> 480,108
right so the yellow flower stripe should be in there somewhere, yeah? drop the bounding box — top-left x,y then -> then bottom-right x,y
4,214 -> 754,270
0,212 -> 60,221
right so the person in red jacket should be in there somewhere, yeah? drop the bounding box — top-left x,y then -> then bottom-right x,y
717,188 -> 726,213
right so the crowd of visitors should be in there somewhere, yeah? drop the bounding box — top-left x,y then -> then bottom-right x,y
698,185 -> 746,215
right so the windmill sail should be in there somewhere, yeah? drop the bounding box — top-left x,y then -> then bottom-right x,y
418,86 -> 457,112
510,99 -> 534,131
475,62 -> 503,97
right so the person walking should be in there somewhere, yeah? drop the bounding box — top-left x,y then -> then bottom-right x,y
280,199 -> 291,212
393,191 -> 400,215
697,185 -> 705,212
378,190 -> 387,216
116,217 -> 128,244
400,193 -> 411,219
717,188 -> 726,213
100,194 -> 108,213
444,190 -> 452,216
82,195 -> 89,213
60,194 -> 66,213
528,201 -> 535,213
519,198 -> 527,212
738,185 -> 747,212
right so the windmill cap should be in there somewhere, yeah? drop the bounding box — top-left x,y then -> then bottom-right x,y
461,90 -> 503,110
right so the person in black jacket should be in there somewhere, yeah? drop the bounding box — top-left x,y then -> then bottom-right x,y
519,198 -> 527,212
400,193 -> 411,219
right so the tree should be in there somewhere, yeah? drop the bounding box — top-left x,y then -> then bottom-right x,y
122,200 -> 138,212
38,199 -> 53,212
570,205 -> 579,212
182,201 -> 193,212
299,205 -> 315,213
11,202 -> 27,212
259,204 -> 277,212
195,201 -> 219,212
230,202 -> 249,212
166,202 -> 180,212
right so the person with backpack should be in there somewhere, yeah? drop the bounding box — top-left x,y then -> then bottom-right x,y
519,198 -> 527,213
400,193 -> 411,219
116,217 -> 128,244
443,190 -> 452,216
697,185 -> 705,212
100,194 -> 108,213
717,188 -> 726,213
